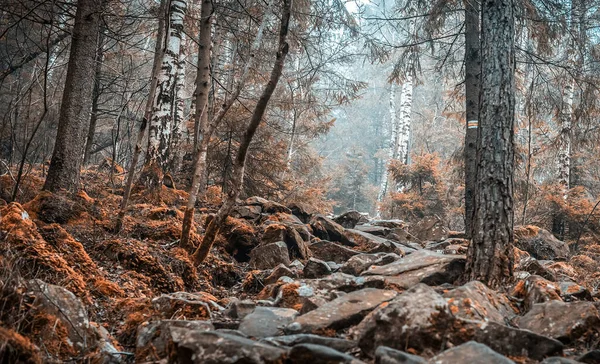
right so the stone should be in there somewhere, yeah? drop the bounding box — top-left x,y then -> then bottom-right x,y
352,224 -> 390,236
170,328 -> 287,363
225,298 -> 256,319
516,301 -> 600,343
431,341 -> 515,364
303,258 -> 333,278
152,291 -> 213,319
374,346 -> 427,364
514,226 -> 570,261
262,224 -> 310,260
288,288 -> 397,333
249,241 -> 291,269
288,202 -> 313,223
559,281 -> 593,301
443,244 -> 467,255
265,264 -> 297,285
341,253 -> 401,276
444,281 -> 516,323
136,320 -> 213,361
578,350 -> 600,364
425,238 -> 469,251
362,250 -> 465,289
408,216 -> 448,242
519,258 -> 557,281
239,307 -> 299,338
371,220 -> 405,229
541,358 -> 582,364
356,284 -> 563,360
310,215 -> 355,246
232,204 -> 262,220
511,275 -> 562,311
310,240 -> 360,263
262,201 -> 292,214
261,334 -> 356,353
288,343 -> 365,363
246,196 -> 271,205
346,229 -> 405,255
334,211 -> 364,229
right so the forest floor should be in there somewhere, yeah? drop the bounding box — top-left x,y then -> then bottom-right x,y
0,167 -> 599,363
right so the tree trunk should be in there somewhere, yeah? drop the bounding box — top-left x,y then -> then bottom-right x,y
396,75 -> 413,166
114,0 -> 167,232
83,28 -> 105,165
376,83 -> 397,211
180,0 -> 213,249
191,0 -> 292,264
180,0 -> 275,248
139,0 -> 187,192
43,0 -> 103,192
463,0 -> 480,238
168,43 -> 187,173
464,0 -> 515,287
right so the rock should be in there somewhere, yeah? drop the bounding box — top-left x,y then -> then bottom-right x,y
262,224 -> 310,260
170,328 -> 287,363
152,292 -> 213,319
136,320 -> 213,361
425,238 -> 469,251
362,250 -> 465,289
374,346 -> 427,364
541,358 -> 582,364
514,226 -> 570,261
265,264 -> 298,285
431,341 -> 515,364
26,279 -> 120,360
443,244 -> 467,255
288,343 -> 365,363
289,288 -> 397,333
559,281 -> 593,301
346,229 -> 405,255
304,258 -> 333,278
516,301 -> 600,343
334,211 -> 364,229
310,215 -> 354,246
408,216 -> 448,242
512,275 -> 562,311
239,307 -> 299,338
371,220 -> 405,229
387,228 -> 422,246
288,202 -> 313,223
263,201 -> 292,214
356,284 -> 563,360
352,224 -> 390,236
250,241 -> 291,269
246,196 -> 271,205
519,258 -> 557,281
225,298 -> 257,319
261,334 -> 356,353
310,240 -> 360,263
341,253 -> 401,276
444,281 -> 516,323
578,350 -> 600,364
232,204 -> 262,220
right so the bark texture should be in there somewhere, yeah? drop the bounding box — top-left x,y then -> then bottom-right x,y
192,0 -> 292,264
464,0 -> 515,287
464,0 -> 480,237
43,0 -> 103,192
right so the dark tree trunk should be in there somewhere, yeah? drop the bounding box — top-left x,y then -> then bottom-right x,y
463,0 -> 480,237
464,0 -> 515,287
83,28 -> 105,166
43,0 -> 103,192
192,0 -> 292,264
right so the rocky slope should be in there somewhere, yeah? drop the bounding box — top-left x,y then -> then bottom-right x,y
0,173 -> 599,363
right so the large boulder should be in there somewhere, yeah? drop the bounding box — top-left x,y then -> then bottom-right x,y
136,320 -> 213,361
516,301 -> 600,343
444,281 -> 517,323
511,275 -> 562,311
310,240 -> 360,263
288,288 -> 397,334
374,346 -> 427,364
356,284 -> 563,360
169,328 -> 287,363
408,216 -> 448,242
341,253 -> 402,276
514,226 -> 570,261
303,258 -> 333,278
310,215 -> 354,246
249,241 -> 291,269
239,307 -> 299,338
430,341 -> 514,364
262,224 -> 310,260
261,334 -> 356,353
362,250 -> 465,289
333,211 -> 365,229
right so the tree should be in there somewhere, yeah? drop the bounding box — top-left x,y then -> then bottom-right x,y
43,0 -> 104,192
191,0 -> 292,264
464,0 -> 515,287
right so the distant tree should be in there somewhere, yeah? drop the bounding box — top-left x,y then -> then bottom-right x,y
464,0 -> 515,287
43,0 -> 104,192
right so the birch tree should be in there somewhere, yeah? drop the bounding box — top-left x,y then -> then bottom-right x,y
138,0 -> 187,192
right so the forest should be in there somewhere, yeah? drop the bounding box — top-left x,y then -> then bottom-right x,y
1,0 -> 600,362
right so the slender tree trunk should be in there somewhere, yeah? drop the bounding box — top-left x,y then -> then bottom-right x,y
84,28 -> 105,165
396,75 -> 413,166
377,83 -> 397,210
168,44 -> 187,173
139,0 -> 187,192
114,0 -> 167,232
180,0 -> 275,248
43,0 -> 103,192
463,0 -> 480,238
464,0 -> 515,288
191,0 -> 292,264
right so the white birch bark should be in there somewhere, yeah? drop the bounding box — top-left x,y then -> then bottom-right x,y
396,75 -> 413,165
377,83 -> 397,212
